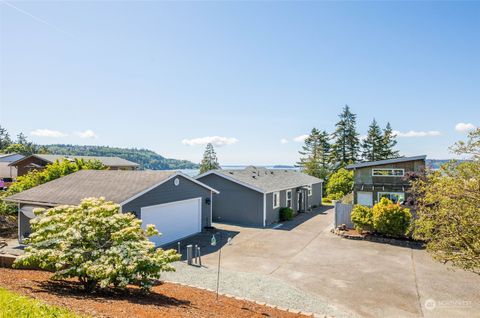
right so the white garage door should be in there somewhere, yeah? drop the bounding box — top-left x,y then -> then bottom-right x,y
141,197 -> 202,246
357,192 -> 373,206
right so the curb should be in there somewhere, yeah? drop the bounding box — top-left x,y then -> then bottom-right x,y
162,279 -> 320,317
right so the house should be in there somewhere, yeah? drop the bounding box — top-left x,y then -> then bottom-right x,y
5,170 -> 219,246
9,154 -> 140,176
196,166 -> 323,227
346,155 -> 426,206
0,153 -> 24,179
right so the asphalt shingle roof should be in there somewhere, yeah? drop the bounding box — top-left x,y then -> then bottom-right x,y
209,166 -> 323,193
5,170 -> 177,206
10,154 -> 140,167
345,155 -> 427,169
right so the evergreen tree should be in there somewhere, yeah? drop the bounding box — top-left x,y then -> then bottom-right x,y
16,132 -> 28,145
199,143 -> 220,174
330,105 -> 360,166
380,122 -> 400,159
361,119 -> 384,161
297,128 -> 331,179
0,125 -> 12,150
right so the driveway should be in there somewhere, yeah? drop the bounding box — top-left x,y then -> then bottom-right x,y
164,207 -> 480,318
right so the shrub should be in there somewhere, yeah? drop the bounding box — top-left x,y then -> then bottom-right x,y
14,197 -> 180,292
322,197 -> 332,204
372,198 -> 412,237
279,207 -> 294,221
326,168 -> 353,199
351,205 -> 374,233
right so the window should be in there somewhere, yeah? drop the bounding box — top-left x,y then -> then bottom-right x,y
378,192 -> 405,204
372,168 -> 404,177
273,192 -> 280,208
308,185 -> 312,196
286,190 -> 292,208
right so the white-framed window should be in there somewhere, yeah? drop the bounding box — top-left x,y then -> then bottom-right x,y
308,185 -> 312,196
378,192 -> 405,204
372,168 -> 404,177
273,191 -> 280,208
286,190 -> 292,208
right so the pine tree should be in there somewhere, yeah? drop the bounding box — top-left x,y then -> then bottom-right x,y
361,119 -> 384,161
380,122 -> 400,159
297,128 -> 331,179
16,132 -> 28,145
0,125 -> 12,150
199,143 -> 220,174
330,105 -> 360,166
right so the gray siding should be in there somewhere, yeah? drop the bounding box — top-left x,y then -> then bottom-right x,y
197,174 -> 264,226
310,182 -> 323,207
122,175 -> 212,228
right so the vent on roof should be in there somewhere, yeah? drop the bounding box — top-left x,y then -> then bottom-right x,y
229,171 -> 234,175
270,171 -> 274,174
252,175 -> 256,179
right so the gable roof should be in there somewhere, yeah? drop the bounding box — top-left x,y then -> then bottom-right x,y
9,154 -> 140,168
0,153 -> 24,163
197,166 -> 323,193
5,170 -> 218,206
345,155 -> 427,169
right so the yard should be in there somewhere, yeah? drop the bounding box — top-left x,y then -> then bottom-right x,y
0,268 -> 308,318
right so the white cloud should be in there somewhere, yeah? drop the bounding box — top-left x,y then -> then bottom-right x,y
182,136 -> 238,147
75,129 -> 97,139
280,138 -> 289,144
31,129 -> 67,138
393,130 -> 441,138
293,134 -> 309,143
455,122 -> 476,133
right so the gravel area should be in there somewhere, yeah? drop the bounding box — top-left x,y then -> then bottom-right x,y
162,261 -> 356,318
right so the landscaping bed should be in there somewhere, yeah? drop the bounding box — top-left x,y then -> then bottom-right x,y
333,227 -> 424,248
0,268 -> 308,318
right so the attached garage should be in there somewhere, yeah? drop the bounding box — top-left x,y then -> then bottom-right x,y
6,170 -> 219,246
141,198 -> 202,246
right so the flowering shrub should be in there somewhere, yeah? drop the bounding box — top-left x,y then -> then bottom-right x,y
14,198 -> 180,292
372,197 -> 412,237
350,205 -> 373,233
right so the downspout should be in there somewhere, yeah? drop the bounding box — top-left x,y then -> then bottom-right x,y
210,190 -> 213,227
17,203 -> 21,243
263,193 -> 266,227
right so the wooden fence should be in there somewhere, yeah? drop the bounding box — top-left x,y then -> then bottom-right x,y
334,201 -> 354,229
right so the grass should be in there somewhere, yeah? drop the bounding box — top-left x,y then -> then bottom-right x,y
0,287 -> 83,318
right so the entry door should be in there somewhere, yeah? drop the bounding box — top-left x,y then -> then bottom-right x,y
357,192 -> 373,206
141,197 -> 202,246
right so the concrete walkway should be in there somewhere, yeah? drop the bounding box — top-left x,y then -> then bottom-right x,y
163,207 -> 480,318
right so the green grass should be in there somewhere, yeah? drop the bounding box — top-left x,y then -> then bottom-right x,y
0,287 -> 83,318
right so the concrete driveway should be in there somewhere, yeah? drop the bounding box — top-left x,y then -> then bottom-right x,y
175,207 -> 479,318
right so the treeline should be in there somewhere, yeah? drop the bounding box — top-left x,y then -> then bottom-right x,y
0,126 -> 49,155
298,105 -> 400,181
0,126 -> 198,170
44,144 -> 198,170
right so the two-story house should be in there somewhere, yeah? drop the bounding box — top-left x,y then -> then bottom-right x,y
346,155 -> 426,206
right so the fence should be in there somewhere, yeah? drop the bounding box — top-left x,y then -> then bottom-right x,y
334,201 -> 354,229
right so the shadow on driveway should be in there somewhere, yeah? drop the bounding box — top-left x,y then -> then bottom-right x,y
273,205 -> 332,231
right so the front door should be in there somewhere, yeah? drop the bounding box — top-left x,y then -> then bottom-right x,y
297,191 -> 304,212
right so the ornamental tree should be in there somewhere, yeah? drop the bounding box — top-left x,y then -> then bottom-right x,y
14,198 -> 180,292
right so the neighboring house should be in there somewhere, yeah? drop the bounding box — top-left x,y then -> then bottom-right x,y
9,154 -> 140,176
0,153 -> 24,179
346,155 -> 426,206
5,170 -> 219,246
196,166 -> 323,227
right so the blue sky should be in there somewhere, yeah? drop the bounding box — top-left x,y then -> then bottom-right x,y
1,1 -> 479,165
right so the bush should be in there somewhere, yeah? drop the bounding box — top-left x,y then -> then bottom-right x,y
14,197 -> 180,292
351,205 -> 374,233
326,168 -> 353,199
279,207 -> 294,221
372,198 -> 412,237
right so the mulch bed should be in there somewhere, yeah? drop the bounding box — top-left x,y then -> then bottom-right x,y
333,227 -> 424,248
0,268 -> 308,318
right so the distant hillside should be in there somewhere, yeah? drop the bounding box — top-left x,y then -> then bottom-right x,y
45,144 -> 198,170
426,159 -> 468,170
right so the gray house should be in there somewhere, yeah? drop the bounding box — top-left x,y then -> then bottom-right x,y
5,170 -> 219,246
196,166 -> 323,227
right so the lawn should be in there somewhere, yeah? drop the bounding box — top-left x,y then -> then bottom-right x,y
0,287 -> 82,318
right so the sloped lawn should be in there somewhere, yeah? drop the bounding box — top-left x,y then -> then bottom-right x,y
0,287 -> 82,318
0,268 -> 308,317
